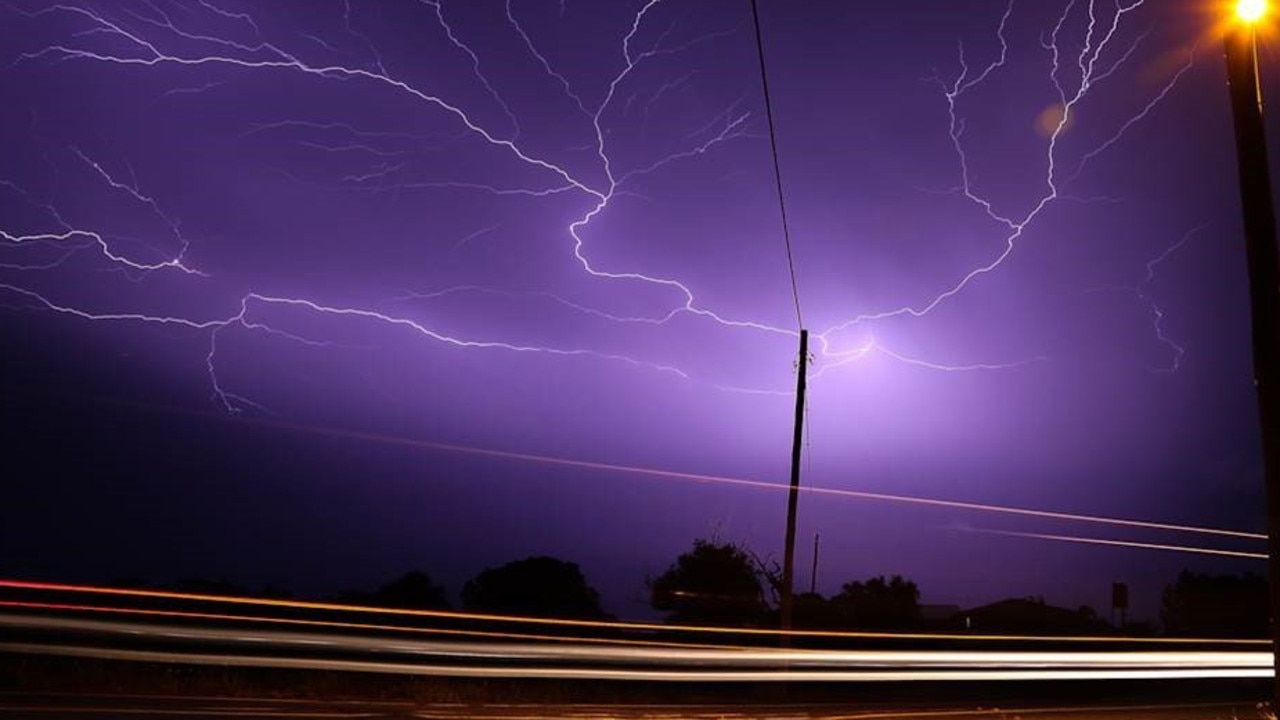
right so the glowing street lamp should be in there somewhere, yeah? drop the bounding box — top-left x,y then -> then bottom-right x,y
1238,0 -> 1269,23
1223,0 -> 1280,703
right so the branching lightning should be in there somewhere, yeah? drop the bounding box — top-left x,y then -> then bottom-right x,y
419,0 -> 522,141
812,0 -> 1198,378
0,0 -> 1207,410
1137,227 -> 1201,373
1,147 -> 202,276
1,0 -> 774,404
1087,225 -> 1203,372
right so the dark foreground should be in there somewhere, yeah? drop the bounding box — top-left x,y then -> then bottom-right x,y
1,655 -> 1273,719
0,692 -> 1272,719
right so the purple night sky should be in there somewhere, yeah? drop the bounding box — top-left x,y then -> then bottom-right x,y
0,0 -> 1273,623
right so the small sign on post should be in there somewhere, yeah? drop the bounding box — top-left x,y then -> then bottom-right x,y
1112,582 -> 1128,629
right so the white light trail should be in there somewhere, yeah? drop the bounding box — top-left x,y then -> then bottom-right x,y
2,611 -> 1269,671
1,642 -> 1268,683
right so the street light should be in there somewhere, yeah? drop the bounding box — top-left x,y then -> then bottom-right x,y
1223,0 -> 1280,705
1238,0 -> 1268,23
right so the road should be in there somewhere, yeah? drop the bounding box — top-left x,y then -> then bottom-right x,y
0,694 -> 1271,719
0,612 -> 1271,682
0,582 -> 1273,717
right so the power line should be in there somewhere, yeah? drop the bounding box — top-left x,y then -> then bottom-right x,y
975,529 -> 1268,560
749,0 -> 804,329
217,411 -> 1265,542
65,397 -> 1270,544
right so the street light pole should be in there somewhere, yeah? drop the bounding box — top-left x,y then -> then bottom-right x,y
1223,1 -> 1280,701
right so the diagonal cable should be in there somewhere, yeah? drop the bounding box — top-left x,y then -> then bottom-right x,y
749,0 -> 804,329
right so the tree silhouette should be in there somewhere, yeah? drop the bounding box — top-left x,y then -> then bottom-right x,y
961,596 -> 1105,634
791,591 -> 843,628
462,556 -> 605,619
832,575 -> 921,629
1161,570 -> 1268,638
369,570 -> 449,609
337,570 -> 449,609
649,538 -> 766,626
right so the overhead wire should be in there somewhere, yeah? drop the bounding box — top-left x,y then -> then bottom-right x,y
974,529 -> 1269,560
188,411 -> 1270,542
749,0 -> 804,330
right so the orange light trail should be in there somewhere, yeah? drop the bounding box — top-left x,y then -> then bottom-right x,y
0,601 -> 781,653
1,580 -> 1268,645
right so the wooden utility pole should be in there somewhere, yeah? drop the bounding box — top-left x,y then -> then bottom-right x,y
809,532 -> 820,595
780,329 -> 809,631
1224,20 -> 1280,703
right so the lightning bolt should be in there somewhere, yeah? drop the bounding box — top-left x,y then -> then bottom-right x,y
0,0 -> 1206,415
810,336 -> 1047,381
419,0 -> 522,141
813,0 -> 1196,378
0,282 -> 693,413
1139,229 -> 1198,373
1086,224 -> 1203,372
1,148 -> 200,276
2,1 -> 777,406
